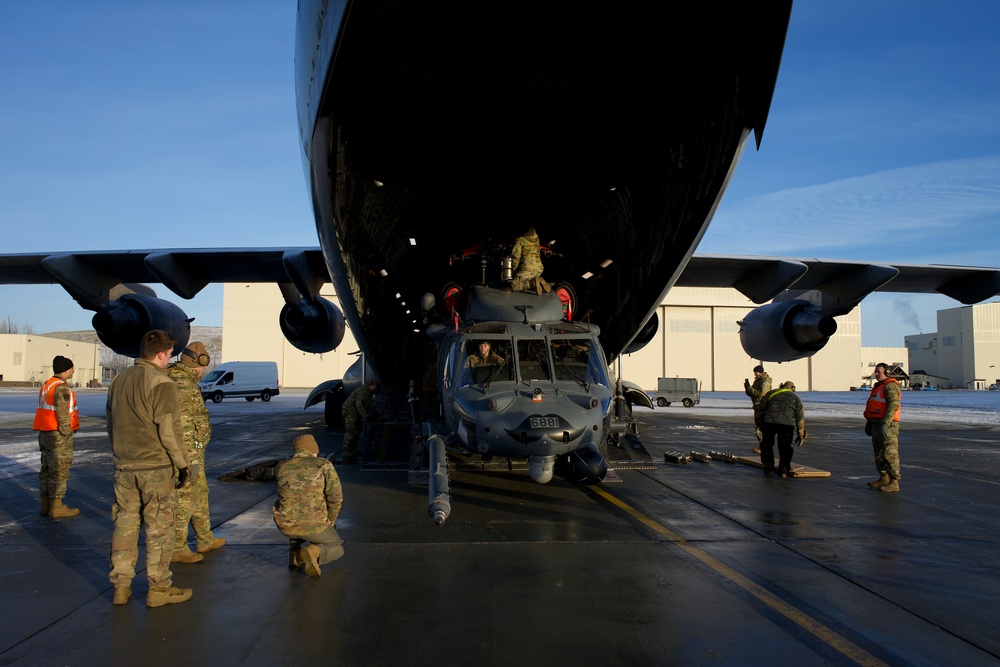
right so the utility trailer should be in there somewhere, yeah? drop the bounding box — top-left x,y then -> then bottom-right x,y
652,377 -> 700,408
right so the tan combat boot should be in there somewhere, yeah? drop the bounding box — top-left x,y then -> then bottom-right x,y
300,544 -> 322,577
880,478 -> 900,493
48,498 -> 80,518
867,474 -> 890,489
196,537 -> 226,553
112,587 -> 132,606
40,494 -> 50,516
146,586 -> 193,608
171,549 -> 204,564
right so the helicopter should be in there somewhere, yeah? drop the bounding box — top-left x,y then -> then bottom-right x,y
416,246 -> 652,524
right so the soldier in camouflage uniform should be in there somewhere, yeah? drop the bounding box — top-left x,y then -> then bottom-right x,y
168,342 -> 225,563
340,379 -> 379,464
273,434 -> 344,576
106,330 -> 193,607
33,355 -> 80,518
510,227 -> 549,293
755,380 -> 806,477
864,362 -> 902,492
466,341 -> 504,367
744,364 -> 772,453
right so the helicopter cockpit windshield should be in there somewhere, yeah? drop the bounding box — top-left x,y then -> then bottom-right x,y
452,322 -> 610,390
460,338 -> 513,386
551,337 -> 609,389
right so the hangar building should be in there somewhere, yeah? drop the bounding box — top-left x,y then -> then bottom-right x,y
220,284 -> 905,392
0,335 -> 102,386
905,302 -> 1000,390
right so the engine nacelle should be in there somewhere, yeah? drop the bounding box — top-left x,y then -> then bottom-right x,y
279,297 -> 346,353
739,299 -> 838,362
91,294 -> 191,358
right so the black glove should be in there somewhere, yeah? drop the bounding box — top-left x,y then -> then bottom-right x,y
176,467 -> 191,489
864,422 -> 873,437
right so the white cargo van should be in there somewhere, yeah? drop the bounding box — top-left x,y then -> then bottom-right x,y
199,361 -> 280,403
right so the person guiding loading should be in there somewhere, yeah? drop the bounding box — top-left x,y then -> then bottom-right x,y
754,380 -> 806,478
744,364 -> 771,454
864,362 -> 902,493
168,341 -> 225,563
466,341 -> 503,367
509,227 -> 550,294
106,330 -> 193,607
273,434 -> 345,577
339,378 -> 379,465
33,355 -> 81,518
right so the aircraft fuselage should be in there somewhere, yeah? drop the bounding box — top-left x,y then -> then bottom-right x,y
294,0 -> 794,386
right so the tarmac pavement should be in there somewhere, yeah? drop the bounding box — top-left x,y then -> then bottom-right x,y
1,390 -> 999,666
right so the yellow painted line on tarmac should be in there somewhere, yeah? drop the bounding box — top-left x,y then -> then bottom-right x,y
591,486 -> 888,667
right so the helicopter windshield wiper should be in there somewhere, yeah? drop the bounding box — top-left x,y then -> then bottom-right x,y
482,357 -> 511,388
554,355 -> 588,391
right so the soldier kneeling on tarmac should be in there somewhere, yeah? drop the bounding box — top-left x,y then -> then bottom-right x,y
272,435 -> 345,576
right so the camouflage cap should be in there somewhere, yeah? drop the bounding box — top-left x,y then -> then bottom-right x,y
781,381 -> 796,391
292,434 -> 319,455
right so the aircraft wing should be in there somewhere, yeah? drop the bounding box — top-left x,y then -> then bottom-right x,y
678,254 -> 1000,306
0,248 -> 330,300
676,254 -> 1000,362
3,248 -> 999,363
7,248 -> 997,306
0,248 -> 337,358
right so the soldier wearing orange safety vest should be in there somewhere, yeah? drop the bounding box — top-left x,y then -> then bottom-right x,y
863,362 -> 902,493
33,355 -> 81,517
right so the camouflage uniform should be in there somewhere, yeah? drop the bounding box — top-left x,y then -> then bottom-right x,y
755,387 -> 805,473
168,362 -> 217,552
341,384 -> 375,458
467,351 -> 504,367
36,380 -> 77,502
110,468 -> 178,587
273,450 -> 345,564
106,358 -> 188,591
868,379 -> 901,480
510,228 -> 544,292
744,371 -> 772,443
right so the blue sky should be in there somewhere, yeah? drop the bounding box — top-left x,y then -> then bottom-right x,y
2,2 -> 999,347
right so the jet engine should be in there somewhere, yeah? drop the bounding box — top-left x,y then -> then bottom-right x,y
279,297 -> 346,353
738,299 -> 838,362
91,294 -> 192,358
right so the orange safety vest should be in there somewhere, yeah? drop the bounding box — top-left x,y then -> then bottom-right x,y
864,378 -> 900,421
32,377 -> 80,432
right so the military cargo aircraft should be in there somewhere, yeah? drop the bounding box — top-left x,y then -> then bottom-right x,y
3,1 -> 1000,521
